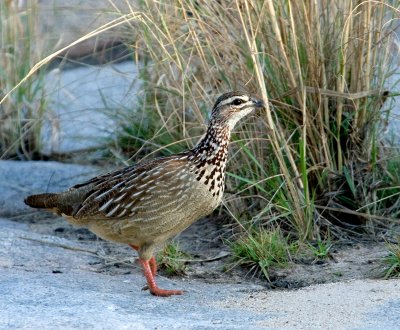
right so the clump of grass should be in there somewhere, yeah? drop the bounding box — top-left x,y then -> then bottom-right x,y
108,0 -> 400,241
383,241 -> 400,279
308,240 -> 333,261
156,242 -> 189,276
229,228 -> 295,280
0,1 -> 48,159
364,156 -> 400,220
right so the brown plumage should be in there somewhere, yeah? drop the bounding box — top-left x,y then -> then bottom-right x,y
24,91 -> 264,297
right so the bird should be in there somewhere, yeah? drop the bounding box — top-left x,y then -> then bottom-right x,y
24,91 -> 264,297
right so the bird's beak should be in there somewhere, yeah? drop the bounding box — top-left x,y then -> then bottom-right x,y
251,97 -> 265,109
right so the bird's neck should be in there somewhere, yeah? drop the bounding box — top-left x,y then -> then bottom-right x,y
186,120 -> 230,198
191,120 -> 231,166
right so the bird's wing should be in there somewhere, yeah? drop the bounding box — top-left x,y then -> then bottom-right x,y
71,153 -> 193,220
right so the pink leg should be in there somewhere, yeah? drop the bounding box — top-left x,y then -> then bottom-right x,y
129,244 -> 182,296
149,256 -> 157,276
139,258 -> 183,297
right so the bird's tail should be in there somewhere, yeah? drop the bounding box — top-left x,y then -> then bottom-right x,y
25,192 -> 78,216
24,193 -> 60,209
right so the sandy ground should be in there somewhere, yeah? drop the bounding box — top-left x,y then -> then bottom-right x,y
1,217 -> 399,329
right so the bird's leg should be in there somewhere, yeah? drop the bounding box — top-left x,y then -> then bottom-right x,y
139,258 -> 183,297
129,244 -> 182,296
149,256 -> 157,276
129,244 -> 156,276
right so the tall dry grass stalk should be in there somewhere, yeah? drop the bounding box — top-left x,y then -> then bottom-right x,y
0,0 -> 47,158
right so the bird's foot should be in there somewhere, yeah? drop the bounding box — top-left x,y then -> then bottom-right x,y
139,257 -> 184,297
149,287 -> 184,297
141,284 -> 184,296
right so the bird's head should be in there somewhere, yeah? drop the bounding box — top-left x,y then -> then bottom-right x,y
210,91 -> 264,130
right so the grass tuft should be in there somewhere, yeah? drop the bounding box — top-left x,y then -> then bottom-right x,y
383,241 -> 400,279
156,242 -> 189,276
229,227 -> 295,280
308,240 -> 333,261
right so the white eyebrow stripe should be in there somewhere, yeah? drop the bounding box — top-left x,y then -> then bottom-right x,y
219,96 -> 249,106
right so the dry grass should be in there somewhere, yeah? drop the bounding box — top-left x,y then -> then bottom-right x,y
0,1 -> 47,159
0,2 -> 142,159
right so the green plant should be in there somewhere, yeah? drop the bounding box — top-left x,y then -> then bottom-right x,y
229,228 -> 294,280
308,240 -> 332,260
363,156 -> 400,220
383,241 -> 400,279
156,242 -> 189,276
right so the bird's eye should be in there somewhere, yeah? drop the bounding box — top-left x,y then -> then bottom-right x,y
233,99 -> 244,106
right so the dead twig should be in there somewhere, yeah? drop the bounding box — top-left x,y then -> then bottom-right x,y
19,236 -> 98,255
